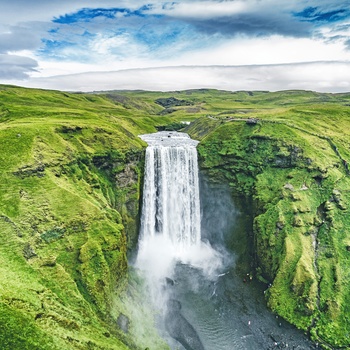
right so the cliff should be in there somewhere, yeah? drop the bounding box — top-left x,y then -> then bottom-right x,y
0,85 -> 169,349
1,86 -> 350,349
184,90 -> 350,348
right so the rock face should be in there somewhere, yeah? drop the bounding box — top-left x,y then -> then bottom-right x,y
155,97 -> 193,108
23,243 -> 37,259
165,299 -> 205,350
0,85 -> 156,350
187,115 -> 350,349
0,140 -> 144,349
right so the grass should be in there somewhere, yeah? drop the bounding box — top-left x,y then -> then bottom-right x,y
184,96 -> 350,348
0,85 -> 173,349
1,84 -> 350,348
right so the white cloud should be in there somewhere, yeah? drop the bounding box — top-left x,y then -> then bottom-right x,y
0,22 -> 50,54
22,34 -> 350,80
156,0 -> 350,20
1,0 -> 350,93
0,0 -> 147,24
150,1 -> 249,19
180,35 -> 350,66
9,61 -> 350,93
0,54 -> 38,79
88,32 -> 147,59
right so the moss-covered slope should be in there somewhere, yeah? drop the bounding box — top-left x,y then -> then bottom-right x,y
0,85 -> 174,349
186,104 -> 350,348
1,85 -> 350,349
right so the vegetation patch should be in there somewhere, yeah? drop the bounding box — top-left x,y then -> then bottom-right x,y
1,85 -> 350,349
186,99 -> 350,348
0,85 -> 171,350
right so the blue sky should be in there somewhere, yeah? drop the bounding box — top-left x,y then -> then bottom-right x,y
1,0 -> 350,92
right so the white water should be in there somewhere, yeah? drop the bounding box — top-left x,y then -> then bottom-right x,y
140,132 -> 201,248
136,131 -> 222,308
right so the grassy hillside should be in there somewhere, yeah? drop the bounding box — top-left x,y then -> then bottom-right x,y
1,85 -> 350,349
184,92 -> 350,349
0,85 -> 172,349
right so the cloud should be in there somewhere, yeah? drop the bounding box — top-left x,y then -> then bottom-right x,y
0,54 -> 38,79
0,23 -> 48,54
34,1 -> 350,67
39,5 -> 200,63
345,39 -> 350,50
294,6 -> 349,23
0,21 -> 47,79
1,0 -> 350,89
148,1 -> 349,38
326,23 -> 350,47
52,7 -> 141,24
181,13 -> 310,38
183,36 -> 349,66
0,1 -> 148,24
17,61 -> 350,93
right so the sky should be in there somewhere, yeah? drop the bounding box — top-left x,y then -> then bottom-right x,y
1,0 -> 350,92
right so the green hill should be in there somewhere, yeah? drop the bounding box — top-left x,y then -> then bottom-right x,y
0,85 -> 171,350
1,85 -> 350,349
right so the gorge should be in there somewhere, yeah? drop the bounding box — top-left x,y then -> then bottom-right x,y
134,131 -> 316,349
0,86 -> 350,349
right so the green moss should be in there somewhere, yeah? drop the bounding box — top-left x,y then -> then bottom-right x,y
0,302 -> 62,350
186,100 -> 350,348
0,85 -> 170,349
2,85 -> 350,349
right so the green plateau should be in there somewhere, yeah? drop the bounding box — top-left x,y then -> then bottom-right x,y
1,85 -> 350,349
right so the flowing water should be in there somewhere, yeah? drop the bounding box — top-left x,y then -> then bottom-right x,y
135,131 -> 316,350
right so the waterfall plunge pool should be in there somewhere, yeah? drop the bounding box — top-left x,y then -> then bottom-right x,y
133,131 -> 316,350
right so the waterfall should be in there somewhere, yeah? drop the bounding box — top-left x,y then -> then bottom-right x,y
135,131 -> 221,307
139,131 -> 201,249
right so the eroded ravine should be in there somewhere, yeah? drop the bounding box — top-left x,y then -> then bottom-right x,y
135,131 -> 316,349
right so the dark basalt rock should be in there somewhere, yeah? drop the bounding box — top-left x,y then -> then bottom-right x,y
246,118 -> 259,125
165,299 -> 205,350
13,163 -> 46,178
117,313 -> 130,334
23,243 -> 37,259
155,97 -> 193,108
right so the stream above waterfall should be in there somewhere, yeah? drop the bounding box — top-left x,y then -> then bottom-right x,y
134,131 -> 316,350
